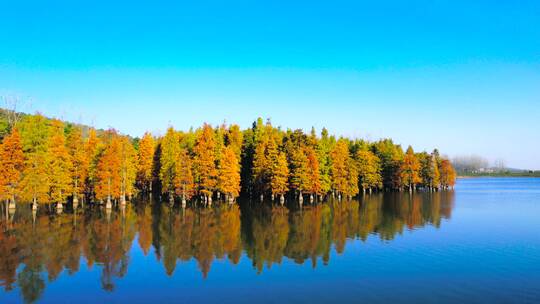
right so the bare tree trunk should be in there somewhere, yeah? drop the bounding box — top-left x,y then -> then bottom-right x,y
8,194 -> 16,210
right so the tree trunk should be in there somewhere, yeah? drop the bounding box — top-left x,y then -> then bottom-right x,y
32,197 -> 38,211
56,202 -> 63,214
280,194 -> 285,205
106,195 -> 112,209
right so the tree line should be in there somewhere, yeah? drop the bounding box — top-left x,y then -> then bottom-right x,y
0,113 -> 456,210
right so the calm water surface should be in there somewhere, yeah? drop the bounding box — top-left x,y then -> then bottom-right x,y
1,178 -> 539,303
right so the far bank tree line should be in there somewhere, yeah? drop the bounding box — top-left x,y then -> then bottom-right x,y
0,114 -> 456,210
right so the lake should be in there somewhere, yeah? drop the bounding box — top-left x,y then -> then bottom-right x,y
1,177 -> 539,303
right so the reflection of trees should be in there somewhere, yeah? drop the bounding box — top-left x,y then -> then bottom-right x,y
0,223 -> 18,291
285,204 -> 331,268
0,191 -> 455,300
244,206 -> 290,273
17,265 -> 44,304
136,203 -> 153,256
85,206 -> 136,291
157,204 -> 242,278
247,192 -> 454,270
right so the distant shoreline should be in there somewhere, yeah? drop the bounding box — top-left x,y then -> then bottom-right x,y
458,174 -> 540,178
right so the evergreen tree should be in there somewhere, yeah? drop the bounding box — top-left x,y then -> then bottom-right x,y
356,149 -> 382,193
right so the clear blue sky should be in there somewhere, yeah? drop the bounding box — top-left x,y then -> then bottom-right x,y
1,1 -> 539,169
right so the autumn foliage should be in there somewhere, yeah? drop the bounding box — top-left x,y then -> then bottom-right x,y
0,113 -> 456,206
0,129 -> 24,203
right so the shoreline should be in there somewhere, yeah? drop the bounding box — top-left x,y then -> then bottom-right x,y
458,175 -> 540,179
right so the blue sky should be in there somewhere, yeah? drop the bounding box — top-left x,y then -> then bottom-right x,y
1,0 -> 539,169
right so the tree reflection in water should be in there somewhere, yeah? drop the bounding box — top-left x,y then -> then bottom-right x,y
0,191 -> 454,302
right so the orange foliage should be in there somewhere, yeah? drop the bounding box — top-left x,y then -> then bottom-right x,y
218,146 -> 241,198
0,129 -> 24,202
194,124 -> 217,198
95,131 -> 122,201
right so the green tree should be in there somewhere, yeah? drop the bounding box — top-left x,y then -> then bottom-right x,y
355,149 -> 382,193
317,128 -> 335,196
160,127 -> 180,201
46,120 -> 73,207
372,139 -> 404,190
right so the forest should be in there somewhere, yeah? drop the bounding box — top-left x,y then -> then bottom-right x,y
0,109 -> 456,211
